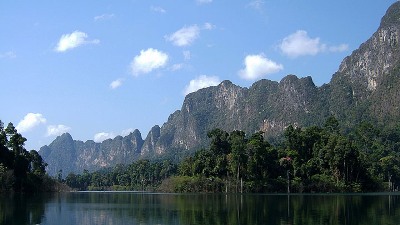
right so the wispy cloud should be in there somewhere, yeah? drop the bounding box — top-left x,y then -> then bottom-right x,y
203,22 -> 216,30
184,75 -> 220,95
130,48 -> 169,76
165,23 -> 215,47
151,6 -> 166,13
110,78 -> 124,89
279,30 -> 348,58
46,124 -> 71,136
329,44 -> 349,52
16,113 -> 47,133
238,54 -> 283,80
0,51 -> 16,59
94,13 -> 115,21
165,25 -> 200,47
55,30 -> 99,52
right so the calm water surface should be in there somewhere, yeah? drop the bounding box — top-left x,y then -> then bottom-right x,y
1,192 -> 400,225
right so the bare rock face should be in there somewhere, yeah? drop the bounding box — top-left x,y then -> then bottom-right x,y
41,2 -> 400,176
39,133 -> 76,177
342,4 -> 400,89
329,2 -> 400,123
149,75 -> 322,156
40,130 -> 143,176
141,125 -> 160,155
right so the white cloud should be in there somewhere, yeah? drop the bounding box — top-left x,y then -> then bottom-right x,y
46,125 -> 71,137
130,48 -> 169,76
279,30 -> 348,58
196,0 -> 212,4
151,6 -> 166,13
0,51 -> 16,59
110,78 -> 124,89
16,113 -> 47,133
279,30 -> 322,57
55,30 -> 100,52
165,23 -> 215,47
165,25 -> 200,47
94,13 -> 115,21
238,54 -> 283,80
184,75 -> 220,95
94,132 -> 116,143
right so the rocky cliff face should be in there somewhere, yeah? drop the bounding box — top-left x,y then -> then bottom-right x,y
329,2 -> 400,124
39,133 -> 76,176
141,125 -> 161,156
40,2 -> 400,176
149,76 -> 321,154
41,130 -> 143,176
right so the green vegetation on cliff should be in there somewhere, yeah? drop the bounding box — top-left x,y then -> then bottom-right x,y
64,117 -> 400,193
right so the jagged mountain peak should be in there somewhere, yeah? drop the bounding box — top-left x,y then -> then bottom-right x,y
381,1 -> 400,27
53,132 -> 73,142
280,74 -> 300,83
219,79 -> 234,86
131,128 -> 141,136
279,75 -> 315,88
47,133 -> 74,150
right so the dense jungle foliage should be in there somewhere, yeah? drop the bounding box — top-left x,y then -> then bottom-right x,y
64,117 -> 400,193
0,120 -> 60,192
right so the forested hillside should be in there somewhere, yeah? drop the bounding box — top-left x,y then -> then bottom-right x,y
63,118 -> 400,193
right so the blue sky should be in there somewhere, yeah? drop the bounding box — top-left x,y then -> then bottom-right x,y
0,0 -> 397,151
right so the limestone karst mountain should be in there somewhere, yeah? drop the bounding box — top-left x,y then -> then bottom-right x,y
40,2 -> 400,176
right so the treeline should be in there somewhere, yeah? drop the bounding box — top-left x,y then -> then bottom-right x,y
64,160 -> 177,191
0,121 -> 57,192
170,117 -> 400,192
64,117 -> 400,193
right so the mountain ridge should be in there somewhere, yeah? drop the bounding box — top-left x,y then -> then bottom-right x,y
40,2 -> 400,176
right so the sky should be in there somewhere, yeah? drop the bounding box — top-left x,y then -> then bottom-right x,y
0,0 -> 397,151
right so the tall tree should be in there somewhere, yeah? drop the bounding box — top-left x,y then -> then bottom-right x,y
30,150 -> 47,177
5,123 -> 26,156
228,130 -> 247,183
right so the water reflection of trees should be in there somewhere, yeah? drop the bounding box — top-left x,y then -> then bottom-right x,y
0,193 -> 50,225
61,193 -> 400,225
166,194 -> 400,225
1,193 -> 400,225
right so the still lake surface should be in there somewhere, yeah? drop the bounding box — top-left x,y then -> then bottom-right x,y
1,192 -> 399,225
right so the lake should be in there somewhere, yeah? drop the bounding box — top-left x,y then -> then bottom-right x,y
0,192 -> 399,225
